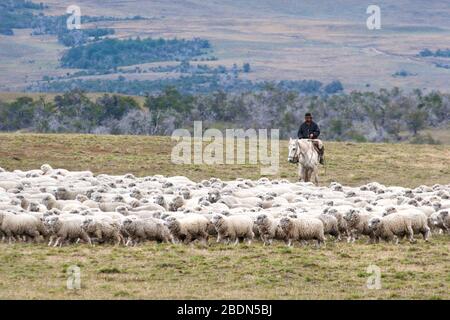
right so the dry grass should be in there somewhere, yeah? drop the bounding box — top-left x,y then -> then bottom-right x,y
0,237 -> 448,300
0,133 -> 449,187
0,133 -> 449,300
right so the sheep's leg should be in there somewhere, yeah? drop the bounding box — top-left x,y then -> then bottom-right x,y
126,238 -> 134,247
407,227 -> 416,243
53,237 -> 62,247
315,239 -> 322,248
48,235 -> 55,246
287,239 -> 292,247
184,234 -> 192,245
30,231 -> 40,244
115,234 -> 123,246
422,227 -> 430,241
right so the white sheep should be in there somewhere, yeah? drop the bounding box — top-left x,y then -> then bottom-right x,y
344,209 -> 378,243
44,215 -> 91,247
81,218 -> 123,245
0,212 -> 47,243
255,214 -> 285,245
279,216 -> 325,247
211,214 -> 254,245
166,214 -> 210,244
121,217 -> 172,245
368,214 -> 416,244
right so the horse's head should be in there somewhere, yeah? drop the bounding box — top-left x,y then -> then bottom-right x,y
287,138 -> 299,163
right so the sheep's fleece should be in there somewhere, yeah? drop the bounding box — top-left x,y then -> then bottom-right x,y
0,165 -> 449,247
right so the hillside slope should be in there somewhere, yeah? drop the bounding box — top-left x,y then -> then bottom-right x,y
2,0 -> 450,92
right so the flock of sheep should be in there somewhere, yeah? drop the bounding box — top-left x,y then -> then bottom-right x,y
0,164 -> 449,248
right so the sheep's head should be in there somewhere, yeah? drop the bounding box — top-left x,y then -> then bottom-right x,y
255,214 -> 268,226
169,196 -> 184,211
207,189 -> 221,203
127,199 -> 140,208
432,202 -> 442,212
404,189 -> 413,198
279,217 -> 293,232
40,164 -> 53,174
152,211 -> 163,219
330,183 -> 343,192
44,216 -> 59,231
162,181 -> 174,189
421,200 -> 432,207
368,217 -> 382,230
107,182 -> 117,189
29,201 -> 41,212
382,207 -> 397,217
10,198 -> 21,206
437,190 -> 449,199
93,194 -> 106,203
166,217 -> 181,233
116,206 -> 129,215
324,208 -> 338,215
130,189 -> 143,200
407,199 -> 419,207
211,214 -> 225,227
345,191 -> 357,198
153,195 -> 166,207
179,188 -> 192,200
81,218 -> 95,232
42,194 -> 55,206
76,194 -> 89,202
344,209 -> 360,225
124,173 -> 136,180
113,195 -> 125,202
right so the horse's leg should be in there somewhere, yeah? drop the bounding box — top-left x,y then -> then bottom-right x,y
298,164 -> 303,182
313,167 -> 319,186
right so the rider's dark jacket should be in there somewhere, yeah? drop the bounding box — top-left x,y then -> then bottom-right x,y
297,121 -> 320,139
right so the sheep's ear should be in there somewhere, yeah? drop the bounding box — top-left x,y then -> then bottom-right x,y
441,211 -> 449,217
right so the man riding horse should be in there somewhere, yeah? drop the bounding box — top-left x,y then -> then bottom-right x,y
297,113 -> 325,165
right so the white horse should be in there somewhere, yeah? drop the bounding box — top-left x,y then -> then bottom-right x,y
288,138 -> 321,185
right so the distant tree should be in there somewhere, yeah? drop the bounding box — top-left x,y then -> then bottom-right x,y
324,80 -> 344,94
406,110 -> 427,136
243,63 -> 251,73
419,48 -> 433,57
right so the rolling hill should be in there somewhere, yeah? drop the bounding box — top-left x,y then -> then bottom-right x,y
2,0 -> 450,93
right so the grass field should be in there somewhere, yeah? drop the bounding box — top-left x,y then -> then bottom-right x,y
0,133 -> 449,300
0,133 -> 449,187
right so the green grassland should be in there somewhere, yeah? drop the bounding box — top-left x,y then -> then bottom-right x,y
0,134 -> 449,299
